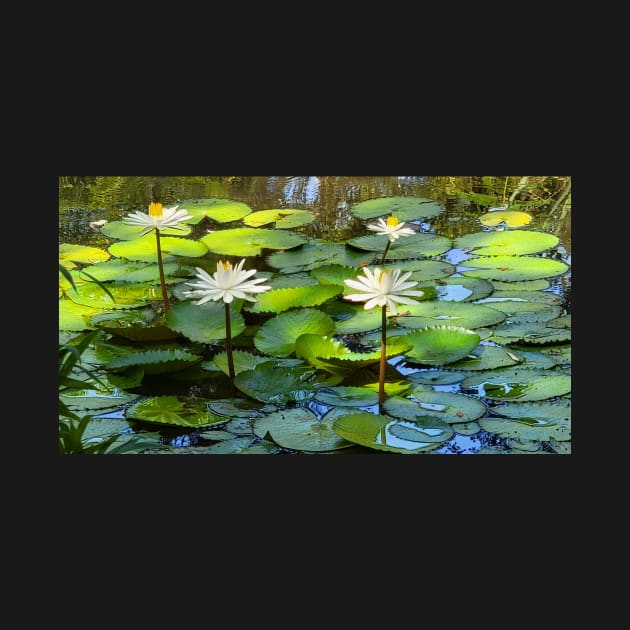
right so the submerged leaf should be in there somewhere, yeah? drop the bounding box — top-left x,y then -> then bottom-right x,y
126,396 -> 225,427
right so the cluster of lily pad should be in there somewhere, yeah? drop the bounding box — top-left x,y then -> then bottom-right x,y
59,195 -> 571,454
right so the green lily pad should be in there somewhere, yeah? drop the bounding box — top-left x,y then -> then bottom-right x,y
461,255 -> 569,281
207,398 -> 266,418
530,344 -> 571,366
350,196 -> 443,221
455,230 -> 559,255
101,220 -> 193,240
461,369 -> 571,401
210,350 -> 273,376
178,197 -> 253,223
347,233 -> 452,258
400,326 -> 481,366
59,243 -> 110,268
91,310 -> 181,342
59,388 -> 139,412
502,348 -> 557,370
418,277 -> 495,302
206,437 -> 278,454
234,362 -> 318,404
390,301 -> 506,330
254,308 -> 335,356
245,284 -> 343,314
82,259 -> 191,284
253,407 -> 353,452
126,396 -> 226,427
333,306 -> 402,335
548,439 -> 571,454
451,421 -> 481,435
478,415 -> 571,442
105,348 -> 202,374
484,290 -> 564,306
479,210 -> 532,228
267,272 -> 319,289
450,344 -> 522,370
80,417 -> 134,441
59,299 -> 103,331
507,438 -> 544,452
66,282 -> 151,310
406,370 -> 466,385
491,400 -> 571,421
200,227 -> 306,257
243,208 -> 314,229
310,264 -> 363,286
332,412 -> 452,453
314,386 -> 379,407
166,300 -> 245,343
385,391 -> 486,423
108,234 -> 208,262
491,279 -> 550,291
266,241 -> 370,272
491,322 -> 571,345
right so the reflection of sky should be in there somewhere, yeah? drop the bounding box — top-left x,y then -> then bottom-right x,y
374,419 -> 442,450
283,176 -> 320,205
438,284 -> 473,301
444,248 -> 471,265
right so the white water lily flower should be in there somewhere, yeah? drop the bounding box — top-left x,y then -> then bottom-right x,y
344,266 -> 425,314
123,202 -> 193,237
183,259 -> 272,304
366,215 -> 415,242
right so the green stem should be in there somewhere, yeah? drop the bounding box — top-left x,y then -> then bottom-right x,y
379,240 -> 391,265
379,304 -> 387,414
155,229 -> 170,313
225,302 -> 236,384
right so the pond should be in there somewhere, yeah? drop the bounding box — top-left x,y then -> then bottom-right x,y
58,176 -> 571,455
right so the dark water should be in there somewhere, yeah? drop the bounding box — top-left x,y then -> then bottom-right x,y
58,175 -> 571,454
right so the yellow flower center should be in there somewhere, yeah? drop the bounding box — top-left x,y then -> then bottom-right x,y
376,270 -> 388,283
386,216 -> 400,228
219,261 -> 231,271
149,202 -> 163,217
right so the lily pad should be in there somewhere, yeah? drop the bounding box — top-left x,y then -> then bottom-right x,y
450,344 -> 522,371
234,362 -> 318,404
105,348 -> 202,374
385,391 -> 486,423
211,350 -> 273,376
479,210 -> 532,228
266,241 -> 370,272
178,197 -> 253,223
400,326 -> 481,366
418,277 -> 495,302
166,300 -> 245,343
108,234 -> 208,262
206,437 -> 278,454
491,322 -> 571,345
461,369 -> 571,401
455,230 -> 559,256
91,309 -> 181,342
390,301 -> 506,330
101,220 -> 193,240
451,421 -> 481,435
126,396 -> 226,427
253,407 -> 353,452
59,243 -> 110,268
314,386 -> 379,407
243,208 -> 314,229
244,284 -> 343,314
347,233 -> 452,258
478,416 -> 571,442
332,412 -> 452,453
491,279 -> 550,291
59,388 -> 139,412
207,398 -> 266,419
310,264 -> 362,286
461,255 -> 569,281
200,227 -> 306,257
66,282 -> 151,310
406,370 -> 466,386
59,299 -> 103,331
254,308 -> 335,356
350,196 -> 443,221
267,272 -> 319,289
82,259 -> 191,284
490,400 -> 571,421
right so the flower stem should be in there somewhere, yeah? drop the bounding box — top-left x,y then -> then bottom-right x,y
379,240 -> 391,265
379,304 -> 387,414
224,302 -> 236,384
155,229 -> 170,313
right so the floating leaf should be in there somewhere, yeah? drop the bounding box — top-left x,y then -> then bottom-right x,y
254,308 -> 335,356
60,388 -> 139,412
206,437 -> 277,454
82,259 -> 190,284
451,421 -> 481,435
461,369 -> 571,401
390,301 -> 506,330
455,230 -> 559,256
245,284 -> 342,314
347,233 -> 452,258
178,197 -> 253,223
166,300 -> 245,343
234,362 -> 318,404
400,326 -> 481,366
314,386 -> 379,407
385,391 -> 486,423
491,322 -> 571,345
332,412 -> 452,453
66,282 -> 160,310
108,234 -> 207,262
478,416 -> 570,442
450,344 -> 522,370
200,227 -> 306,257
310,264 -> 362,286
266,241 -> 370,272
479,210 -> 532,228
126,396 -> 225,427
406,370 -> 466,385
59,243 -> 110,268
105,348 -> 202,374
491,400 -> 571,421
267,272 -> 319,289
207,398 -> 266,418
253,407 -> 353,452
212,350 -> 272,376
491,279 -> 550,291
461,255 -> 569,281
243,208 -> 314,228
101,220 -> 193,240
351,196 -> 443,221
59,299 -> 103,331
91,309 -> 181,342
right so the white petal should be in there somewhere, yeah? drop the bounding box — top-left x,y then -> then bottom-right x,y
364,296 -> 386,310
